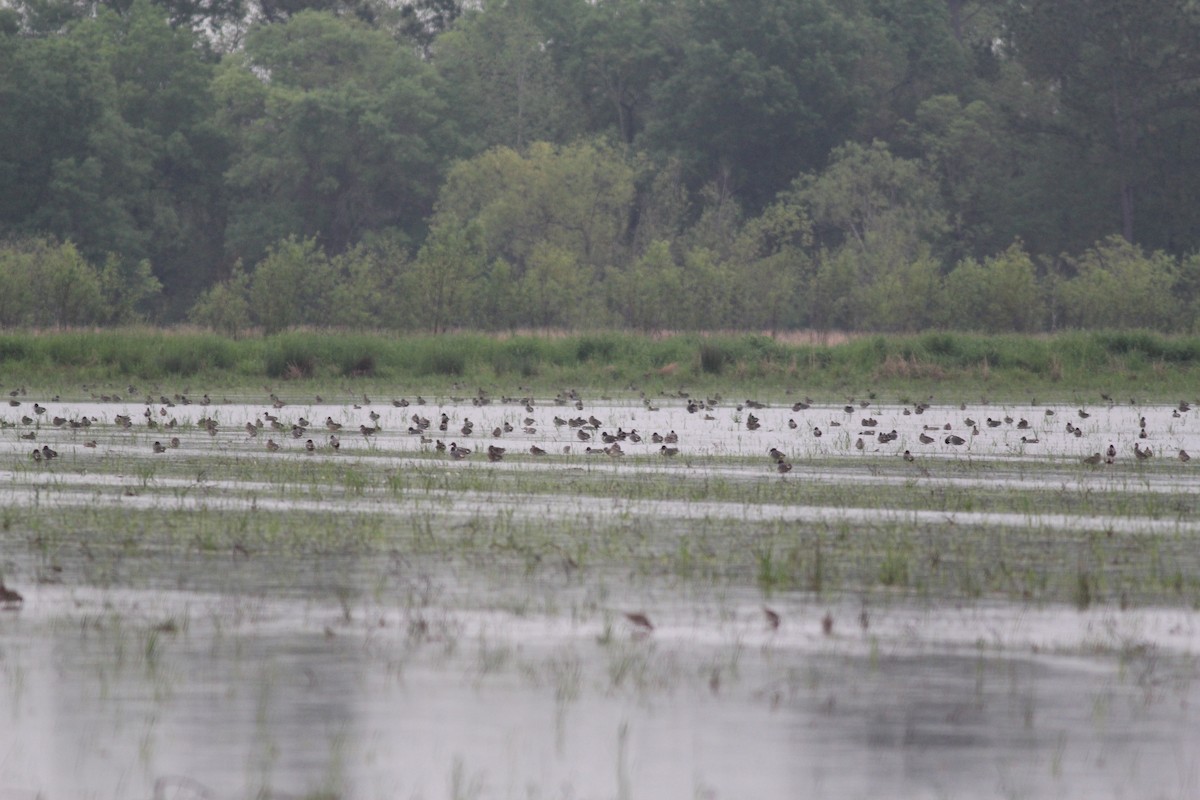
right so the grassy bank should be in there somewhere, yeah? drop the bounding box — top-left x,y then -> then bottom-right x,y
1,328 -> 1199,402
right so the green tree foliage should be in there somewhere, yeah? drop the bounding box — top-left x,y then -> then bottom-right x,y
408,221 -> 486,333
0,0 -> 227,312
1057,236 -> 1181,331
189,261 -> 251,336
4,0 -> 1200,333
941,243 -> 1045,332
1006,0 -> 1200,249
248,236 -> 335,333
435,0 -> 582,152
646,0 -> 868,211
0,237 -> 163,327
431,140 -> 635,280
220,11 -> 456,265
558,0 -> 673,146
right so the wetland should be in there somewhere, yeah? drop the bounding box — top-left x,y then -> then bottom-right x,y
2,382 -> 1199,799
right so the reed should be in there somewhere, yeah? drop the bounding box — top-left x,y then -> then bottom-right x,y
1,328 -> 1199,401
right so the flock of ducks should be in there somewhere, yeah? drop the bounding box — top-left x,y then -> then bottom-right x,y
760,397 -> 1194,473
8,387 -> 1196,472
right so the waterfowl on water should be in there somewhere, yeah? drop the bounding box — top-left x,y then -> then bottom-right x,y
624,612 -> 654,632
763,606 -> 781,631
0,581 -> 23,608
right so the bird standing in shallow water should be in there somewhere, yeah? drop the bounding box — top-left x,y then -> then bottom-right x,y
763,607 -> 781,631
0,581 -> 23,608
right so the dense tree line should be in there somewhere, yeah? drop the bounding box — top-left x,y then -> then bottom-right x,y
3,0 -> 1200,332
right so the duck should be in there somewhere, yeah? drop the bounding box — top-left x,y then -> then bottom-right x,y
152,441 -> 166,453
1179,449 -> 1191,463
624,612 -> 654,633
0,581 -> 23,608
763,606 -> 781,630
529,445 -> 547,456
329,435 -> 340,450
944,434 -> 966,445
266,439 -> 280,452
1082,452 -> 1102,465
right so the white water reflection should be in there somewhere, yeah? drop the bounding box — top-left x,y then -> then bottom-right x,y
3,584 -> 1199,800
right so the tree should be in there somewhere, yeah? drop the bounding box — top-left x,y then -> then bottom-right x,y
792,140 -> 947,330
645,0 -> 868,211
1006,0 -> 1200,245
431,140 -> 635,281
940,243 -> 1044,332
221,11 -> 457,265
1,0 -> 228,313
560,0 -> 673,145
1058,235 -> 1180,330
435,0 -> 582,152
247,236 -> 334,333
407,220 -> 485,333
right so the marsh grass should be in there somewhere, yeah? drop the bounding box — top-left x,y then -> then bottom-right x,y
4,329 -> 1200,401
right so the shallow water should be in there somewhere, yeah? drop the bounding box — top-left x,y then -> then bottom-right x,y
2,395 -> 1199,799
3,583 -> 1199,800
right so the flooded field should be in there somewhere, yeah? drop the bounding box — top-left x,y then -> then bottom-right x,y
1,390 -> 1199,799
